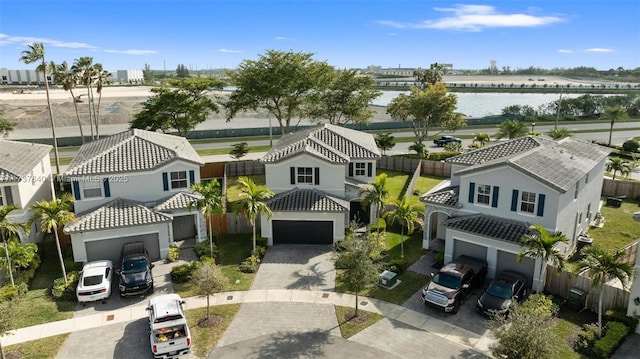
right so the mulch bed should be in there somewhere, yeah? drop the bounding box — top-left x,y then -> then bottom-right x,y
343,310 -> 369,324
197,314 -> 223,328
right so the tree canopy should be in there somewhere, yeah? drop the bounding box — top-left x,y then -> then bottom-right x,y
130,78 -> 225,137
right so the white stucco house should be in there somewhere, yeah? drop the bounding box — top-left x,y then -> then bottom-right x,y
259,124 -> 381,246
62,129 -> 207,263
0,139 -> 53,243
421,136 -> 610,290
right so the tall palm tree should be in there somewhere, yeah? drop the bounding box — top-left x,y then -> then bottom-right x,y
0,205 -> 28,287
495,119 -> 529,140
94,64 -> 111,139
579,246 -> 633,338
359,173 -> 389,232
517,224 -> 568,293
72,56 -> 96,140
20,42 -> 61,174
189,180 -> 225,259
233,176 -> 274,253
606,157 -> 631,180
29,193 -> 76,284
602,105 -> 628,146
51,61 -> 85,144
384,196 -> 422,258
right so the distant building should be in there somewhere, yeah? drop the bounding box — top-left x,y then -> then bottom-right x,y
113,69 -> 144,84
0,68 -> 51,85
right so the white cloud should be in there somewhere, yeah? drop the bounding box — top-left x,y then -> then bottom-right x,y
0,33 -> 98,49
377,4 -> 565,32
104,49 -> 158,55
275,36 -> 296,41
219,48 -> 243,53
584,48 -> 614,53
557,49 -> 573,53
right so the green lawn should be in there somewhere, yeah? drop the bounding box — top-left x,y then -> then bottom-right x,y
4,334 -> 69,359
225,175 -> 267,203
377,170 -> 446,209
586,199 -> 640,252
185,304 -> 242,358
334,305 -> 384,339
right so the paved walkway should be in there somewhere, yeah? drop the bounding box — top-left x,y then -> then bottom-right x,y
0,289 -> 496,356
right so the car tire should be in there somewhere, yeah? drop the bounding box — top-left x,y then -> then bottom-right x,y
452,302 -> 460,314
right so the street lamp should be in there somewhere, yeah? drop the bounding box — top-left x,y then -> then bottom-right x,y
531,122 -> 536,134
554,84 -> 564,130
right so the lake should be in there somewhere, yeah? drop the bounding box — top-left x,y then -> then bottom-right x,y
373,91 -> 588,118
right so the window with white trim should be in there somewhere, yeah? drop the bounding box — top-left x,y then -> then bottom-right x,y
355,162 -> 366,176
83,180 -> 102,198
477,184 -> 491,205
520,191 -> 536,213
297,167 -> 313,184
170,171 -> 188,189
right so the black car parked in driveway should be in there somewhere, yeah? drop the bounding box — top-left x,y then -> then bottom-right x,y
117,242 -> 154,297
476,270 -> 528,317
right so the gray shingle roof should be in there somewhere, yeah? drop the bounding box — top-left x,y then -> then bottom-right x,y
0,140 -> 52,183
154,192 -> 202,212
64,198 -> 172,233
442,214 -> 534,244
266,188 -> 349,212
450,136 -> 610,193
64,129 -> 203,176
420,186 -> 460,207
261,124 -> 380,163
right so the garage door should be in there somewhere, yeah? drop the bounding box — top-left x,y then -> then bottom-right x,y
173,214 -> 196,241
453,239 -> 487,261
85,233 -> 161,263
272,220 -> 333,245
496,250 -> 535,285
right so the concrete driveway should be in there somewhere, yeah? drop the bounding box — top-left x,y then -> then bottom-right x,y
251,245 -> 336,291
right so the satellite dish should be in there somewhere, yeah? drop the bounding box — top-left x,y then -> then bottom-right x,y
633,212 -> 640,222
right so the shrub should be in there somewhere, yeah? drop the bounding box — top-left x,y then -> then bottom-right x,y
368,218 -> 386,232
194,241 -> 218,260
574,323 -> 599,355
592,321 -> 630,358
622,139 -> 639,153
51,271 -> 80,301
385,257 -> 408,274
434,251 -> 445,267
605,307 -> 639,331
252,245 -> 266,260
427,151 -> 460,161
0,283 -> 27,302
15,253 -> 41,285
170,261 -> 200,283
239,255 -> 260,273
167,244 -> 180,262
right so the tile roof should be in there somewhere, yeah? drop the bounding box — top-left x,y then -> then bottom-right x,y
64,129 -> 203,176
261,124 -> 380,163
450,136 -> 610,193
64,198 -> 172,233
266,188 -> 349,212
0,140 -> 52,183
442,214 -> 534,244
420,186 -> 460,207
154,192 -> 202,212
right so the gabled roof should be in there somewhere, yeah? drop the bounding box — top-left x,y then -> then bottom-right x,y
64,129 -> 203,176
0,140 -> 52,183
64,198 -> 172,234
154,191 -> 202,212
265,188 -> 349,212
449,136 -> 610,193
442,214 -> 534,244
261,124 -> 380,164
421,186 -> 460,207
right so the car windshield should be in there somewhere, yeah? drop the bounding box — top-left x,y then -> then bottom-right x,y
83,275 -> 103,286
486,282 -> 513,299
433,273 -> 461,289
122,258 -> 148,274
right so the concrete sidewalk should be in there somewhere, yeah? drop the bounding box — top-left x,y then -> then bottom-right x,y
0,289 -> 495,356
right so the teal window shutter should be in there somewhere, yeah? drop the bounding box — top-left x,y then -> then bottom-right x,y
162,172 -> 169,191
103,178 -> 111,198
72,181 -> 81,200
537,194 -> 546,217
492,186 -> 499,208
189,170 -> 195,186
468,182 -> 475,203
511,190 -> 519,211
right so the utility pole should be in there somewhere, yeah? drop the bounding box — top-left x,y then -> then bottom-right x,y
554,84 -> 563,130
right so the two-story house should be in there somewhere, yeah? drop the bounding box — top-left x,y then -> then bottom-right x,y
421,136 -> 610,290
62,129 -> 206,263
259,124 -> 381,246
0,139 -> 53,243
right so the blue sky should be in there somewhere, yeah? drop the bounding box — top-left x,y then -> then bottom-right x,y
1,0 -> 638,72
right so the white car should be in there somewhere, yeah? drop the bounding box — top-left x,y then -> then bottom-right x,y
76,260 -> 113,303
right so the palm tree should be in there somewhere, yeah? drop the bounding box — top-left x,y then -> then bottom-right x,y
384,196 -> 422,258
29,193 -> 76,284
547,127 -> 573,139
517,224 -> 568,294
472,133 -> 491,147
606,157 -> 631,180
602,105 -> 628,146
579,246 -> 633,338
495,119 -> 529,140
94,63 -> 111,139
233,176 -> 274,253
408,141 -> 428,159
20,42 -> 61,174
0,205 -> 28,287
51,61 -> 85,144
359,173 -> 389,232
189,180 -> 225,259
72,56 -> 96,140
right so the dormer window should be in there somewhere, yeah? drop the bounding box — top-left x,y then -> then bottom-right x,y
170,171 -> 188,189
355,163 -> 366,176
477,184 -> 491,205
83,180 -> 103,198
297,168 -> 313,184
290,167 -> 319,185
520,191 -> 536,214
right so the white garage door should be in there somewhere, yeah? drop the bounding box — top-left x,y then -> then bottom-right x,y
496,250 -> 535,286
453,239 -> 487,261
85,233 -> 161,263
